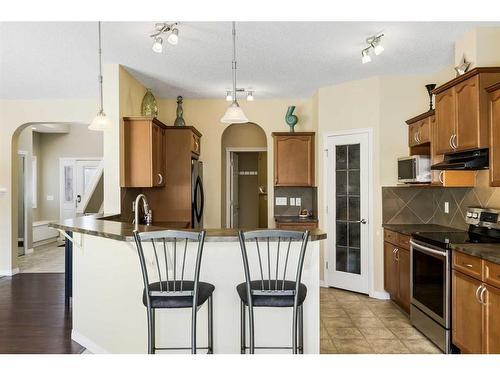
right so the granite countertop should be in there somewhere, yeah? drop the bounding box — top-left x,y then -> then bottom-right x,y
382,223 -> 465,236
274,216 -> 318,223
49,215 -> 327,242
451,243 -> 500,265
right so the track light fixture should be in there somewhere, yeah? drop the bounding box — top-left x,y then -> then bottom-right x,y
150,22 -> 179,53
360,33 -> 384,64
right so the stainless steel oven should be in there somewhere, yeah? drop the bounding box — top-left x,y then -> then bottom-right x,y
410,239 -> 451,353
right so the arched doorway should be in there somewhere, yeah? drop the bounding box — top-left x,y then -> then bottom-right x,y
221,123 -> 268,228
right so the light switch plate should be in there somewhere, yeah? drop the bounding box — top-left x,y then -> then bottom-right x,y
295,197 -> 302,207
276,197 -> 287,206
290,198 -> 296,206
47,195 -> 54,201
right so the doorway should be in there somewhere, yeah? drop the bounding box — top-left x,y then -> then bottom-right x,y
325,129 -> 372,294
226,148 -> 267,229
59,158 -> 103,221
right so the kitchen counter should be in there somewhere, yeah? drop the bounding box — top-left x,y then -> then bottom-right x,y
50,215 -> 323,354
50,215 -> 327,242
382,223 -> 464,236
274,216 -> 318,223
451,243 -> 500,265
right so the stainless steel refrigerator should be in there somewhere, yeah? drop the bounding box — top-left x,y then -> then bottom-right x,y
191,160 -> 204,229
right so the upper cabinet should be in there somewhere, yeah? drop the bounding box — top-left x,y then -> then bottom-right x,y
433,68 -> 500,155
487,82 -> 500,186
272,132 -> 315,187
406,110 -> 432,147
122,117 -> 167,188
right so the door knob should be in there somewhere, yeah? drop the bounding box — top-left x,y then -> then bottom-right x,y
357,219 -> 367,224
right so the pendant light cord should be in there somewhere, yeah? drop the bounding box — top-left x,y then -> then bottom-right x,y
231,21 -> 237,104
98,21 -> 104,113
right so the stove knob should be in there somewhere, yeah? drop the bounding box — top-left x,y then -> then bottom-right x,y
472,213 -> 479,219
466,212 -> 473,218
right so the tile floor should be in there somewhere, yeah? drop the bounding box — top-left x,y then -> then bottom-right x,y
320,287 -> 442,354
17,241 -> 65,273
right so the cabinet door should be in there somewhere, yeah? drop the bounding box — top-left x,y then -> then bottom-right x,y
490,90 -> 500,186
384,242 -> 398,297
484,284 -> 500,354
435,89 -> 456,154
455,76 -> 480,151
397,248 -> 411,312
151,124 -> 166,187
408,123 -> 420,147
452,270 -> 483,353
274,134 -> 314,186
418,118 -> 431,143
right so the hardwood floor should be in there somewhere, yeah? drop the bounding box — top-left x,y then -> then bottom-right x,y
0,273 -> 84,354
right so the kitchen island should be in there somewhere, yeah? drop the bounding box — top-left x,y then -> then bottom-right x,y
50,216 -> 326,354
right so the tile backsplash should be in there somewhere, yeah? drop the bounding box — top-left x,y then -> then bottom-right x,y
274,187 -> 317,217
382,170 -> 500,230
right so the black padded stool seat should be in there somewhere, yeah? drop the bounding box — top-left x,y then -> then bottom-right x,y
237,280 -> 307,307
143,281 -> 215,309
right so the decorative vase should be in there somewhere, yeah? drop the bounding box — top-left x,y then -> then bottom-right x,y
425,84 -> 437,111
285,106 -> 298,132
141,89 -> 158,117
174,96 -> 186,127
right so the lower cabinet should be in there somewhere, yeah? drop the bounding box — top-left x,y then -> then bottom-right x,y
452,251 -> 500,354
383,230 -> 410,313
276,221 -> 318,231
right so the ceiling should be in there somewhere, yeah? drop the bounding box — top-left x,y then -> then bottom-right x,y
1,22 -> 499,100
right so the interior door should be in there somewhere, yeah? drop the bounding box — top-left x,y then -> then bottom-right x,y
327,132 -> 370,294
75,160 -> 100,213
230,152 -> 239,228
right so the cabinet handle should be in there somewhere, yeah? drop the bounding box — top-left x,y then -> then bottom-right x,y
449,135 -> 454,149
395,248 -> 400,261
414,133 -> 418,144
157,173 -> 163,185
463,263 -> 473,268
479,285 -> 487,306
439,171 -> 444,184
475,285 -> 483,304
417,131 -> 421,143
452,134 -> 458,149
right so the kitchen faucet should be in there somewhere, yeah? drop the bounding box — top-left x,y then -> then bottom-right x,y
133,194 -> 152,225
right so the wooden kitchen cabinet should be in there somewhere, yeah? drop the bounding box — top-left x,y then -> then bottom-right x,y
122,117 -> 167,188
383,229 -> 411,313
406,111 -> 431,147
486,82 -> 500,186
272,132 -> 315,187
452,251 -> 500,354
433,68 -> 500,155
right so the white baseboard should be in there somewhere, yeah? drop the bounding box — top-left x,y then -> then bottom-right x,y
33,238 -> 59,248
320,280 -> 328,288
71,330 -> 108,354
0,268 -> 20,277
25,248 -> 34,255
369,290 -> 390,300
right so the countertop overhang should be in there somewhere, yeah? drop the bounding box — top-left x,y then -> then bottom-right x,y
50,215 -> 327,242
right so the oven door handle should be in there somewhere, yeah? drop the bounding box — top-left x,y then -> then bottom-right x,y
410,240 -> 448,258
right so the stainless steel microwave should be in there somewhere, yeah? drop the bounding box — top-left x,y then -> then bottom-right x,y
398,155 -> 431,183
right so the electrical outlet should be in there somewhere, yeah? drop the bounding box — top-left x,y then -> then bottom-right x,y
444,201 -> 449,214
289,198 -> 296,206
276,197 -> 287,206
295,197 -> 302,207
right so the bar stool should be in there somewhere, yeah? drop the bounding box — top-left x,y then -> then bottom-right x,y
133,229 -> 214,354
237,229 -> 310,354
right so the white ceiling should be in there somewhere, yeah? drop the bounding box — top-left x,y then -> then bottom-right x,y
1,21 -> 499,100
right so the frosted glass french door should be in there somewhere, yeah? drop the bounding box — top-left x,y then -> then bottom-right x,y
326,132 -> 370,294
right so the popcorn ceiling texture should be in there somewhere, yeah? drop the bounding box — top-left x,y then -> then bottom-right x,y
382,171 -> 500,230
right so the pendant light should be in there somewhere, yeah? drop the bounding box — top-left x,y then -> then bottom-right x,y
221,22 -> 248,124
89,21 -> 112,131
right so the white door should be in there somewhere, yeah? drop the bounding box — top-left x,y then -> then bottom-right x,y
60,159 -> 101,220
326,131 -> 371,294
230,152 -> 239,228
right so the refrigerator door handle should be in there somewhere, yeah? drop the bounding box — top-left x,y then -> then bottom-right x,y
195,175 -> 204,223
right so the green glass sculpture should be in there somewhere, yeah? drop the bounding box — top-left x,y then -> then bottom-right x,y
174,96 -> 186,127
285,106 -> 298,132
141,89 -> 158,117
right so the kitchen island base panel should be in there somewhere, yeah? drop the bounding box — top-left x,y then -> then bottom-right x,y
71,233 -> 319,354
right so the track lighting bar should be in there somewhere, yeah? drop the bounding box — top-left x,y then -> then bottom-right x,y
360,33 -> 384,64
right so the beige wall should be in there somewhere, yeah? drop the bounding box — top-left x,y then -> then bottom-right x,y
155,98 -> 316,228
455,27 -> 500,67
36,124 -> 103,221
0,99 -> 96,274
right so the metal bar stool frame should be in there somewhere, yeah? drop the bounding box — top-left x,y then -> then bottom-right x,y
133,229 -> 213,354
238,229 -> 310,354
